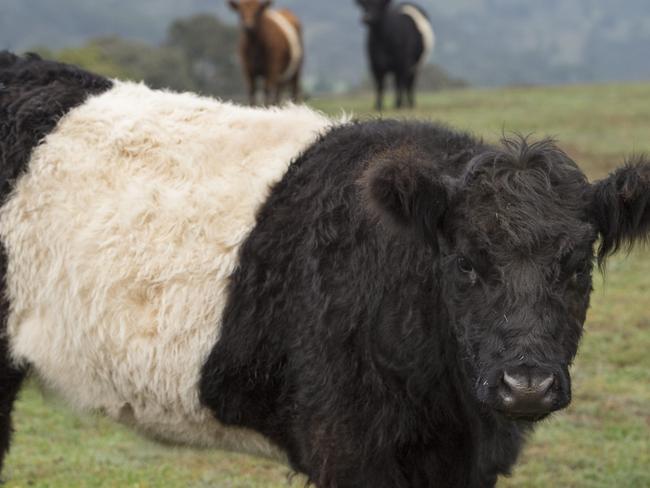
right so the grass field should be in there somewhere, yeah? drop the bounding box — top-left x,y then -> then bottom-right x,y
3,83 -> 650,487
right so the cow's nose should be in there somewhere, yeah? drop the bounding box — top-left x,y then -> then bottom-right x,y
497,366 -> 556,417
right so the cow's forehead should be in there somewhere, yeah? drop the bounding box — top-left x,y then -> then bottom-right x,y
458,211 -> 595,263
453,161 -> 595,259
239,1 -> 263,14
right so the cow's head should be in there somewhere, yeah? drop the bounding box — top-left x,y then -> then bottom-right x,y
355,0 -> 392,25
363,136 -> 650,421
228,0 -> 272,33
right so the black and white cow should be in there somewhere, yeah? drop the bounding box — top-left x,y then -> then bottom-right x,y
1,53 -> 649,488
356,0 -> 435,111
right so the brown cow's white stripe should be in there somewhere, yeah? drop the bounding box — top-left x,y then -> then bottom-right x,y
266,10 -> 303,82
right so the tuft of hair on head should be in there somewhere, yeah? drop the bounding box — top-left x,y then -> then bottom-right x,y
462,133 -> 580,183
359,147 -> 451,244
591,155 -> 650,267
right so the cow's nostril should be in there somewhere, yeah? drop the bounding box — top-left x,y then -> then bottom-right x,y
503,370 -> 554,394
534,373 -> 555,393
502,370 -> 526,391
497,368 -> 557,418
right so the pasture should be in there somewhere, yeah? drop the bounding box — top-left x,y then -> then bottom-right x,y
3,82 -> 649,488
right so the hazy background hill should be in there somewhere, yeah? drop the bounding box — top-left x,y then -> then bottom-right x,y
1,0 -> 649,89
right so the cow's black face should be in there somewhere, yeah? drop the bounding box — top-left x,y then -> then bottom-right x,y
437,140 -> 596,420
440,236 -> 595,420
439,213 -> 596,420
363,134 -> 650,422
356,0 -> 391,25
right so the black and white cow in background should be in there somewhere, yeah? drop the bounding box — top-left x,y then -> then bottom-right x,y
1,53 -> 649,487
356,0 -> 435,111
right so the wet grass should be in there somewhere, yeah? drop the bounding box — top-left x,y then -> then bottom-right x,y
3,82 -> 650,487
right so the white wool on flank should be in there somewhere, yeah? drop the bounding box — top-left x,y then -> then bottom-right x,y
0,81 -> 333,459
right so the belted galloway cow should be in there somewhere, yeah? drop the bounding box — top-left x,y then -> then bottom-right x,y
0,53 -> 648,487
356,0 -> 435,110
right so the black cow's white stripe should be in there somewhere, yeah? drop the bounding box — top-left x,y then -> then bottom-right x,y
399,4 -> 435,69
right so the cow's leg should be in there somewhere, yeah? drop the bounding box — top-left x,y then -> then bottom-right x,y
406,71 -> 416,109
247,75 -> 258,106
373,72 -> 385,112
264,71 -> 282,106
263,80 -> 271,106
0,337 -> 25,477
290,73 -> 301,103
395,73 -> 406,110
263,78 -> 273,106
274,82 -> 283,106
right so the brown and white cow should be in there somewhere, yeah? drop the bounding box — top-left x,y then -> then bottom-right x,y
228,0 -> 303,105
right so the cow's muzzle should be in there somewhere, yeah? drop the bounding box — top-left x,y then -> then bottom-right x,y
493,364 -> 570,420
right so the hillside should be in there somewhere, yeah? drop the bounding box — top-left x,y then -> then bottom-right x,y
1,0 -> 649,88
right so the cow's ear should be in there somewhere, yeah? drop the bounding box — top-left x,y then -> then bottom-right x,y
591,157 -> 650,264
361,152 -> 451,242
228,0 -> 239,11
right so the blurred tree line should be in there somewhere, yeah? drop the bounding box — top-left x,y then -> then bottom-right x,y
38,14 -> 245,99
36,13 -> 465,98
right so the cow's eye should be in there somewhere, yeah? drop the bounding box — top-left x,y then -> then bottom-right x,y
573,260 -> 591,278
568,260 -> 592,286
457,256 -> 474,274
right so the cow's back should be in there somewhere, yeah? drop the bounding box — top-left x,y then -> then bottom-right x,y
0,77 -> 330,454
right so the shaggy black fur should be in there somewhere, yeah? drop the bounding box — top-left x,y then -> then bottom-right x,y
591,158 -> 650,264
0,52 -> 112,474
0,248 -> 25,478
355,0 -> 431,111
201,120 -> 650,487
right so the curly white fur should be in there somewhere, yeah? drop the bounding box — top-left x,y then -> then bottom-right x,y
0,81 -> 333,459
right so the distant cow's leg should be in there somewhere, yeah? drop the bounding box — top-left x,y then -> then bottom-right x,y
247,76 -> 258,106
0,252 -> 26,475
406,72 -> 416,109
274,83 -> 283,106
264,77 -> 278,106
373,72 -> 385,112
290,74 -> 301,103
395,73 -> 407,110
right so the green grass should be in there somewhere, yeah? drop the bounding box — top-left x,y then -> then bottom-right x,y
4,83 -> 650,487
312,83 -> 650,179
